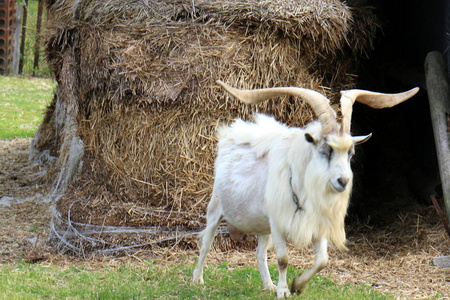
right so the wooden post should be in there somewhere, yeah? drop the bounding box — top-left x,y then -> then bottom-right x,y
11,4 -> 22,75
32,0 -> 44,75
424,51 -> 450,223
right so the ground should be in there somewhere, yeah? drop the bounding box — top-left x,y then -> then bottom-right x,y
0,138 -> 449,299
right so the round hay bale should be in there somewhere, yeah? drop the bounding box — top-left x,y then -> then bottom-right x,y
34,0 -> 379,255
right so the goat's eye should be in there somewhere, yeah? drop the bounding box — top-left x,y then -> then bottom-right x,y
320,145 -> 332,159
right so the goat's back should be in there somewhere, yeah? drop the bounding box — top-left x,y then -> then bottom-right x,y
213,114 -> 292,235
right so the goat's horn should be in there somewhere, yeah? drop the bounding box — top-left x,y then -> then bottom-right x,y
339,87 -> 419,135
340,87 -> 419,109
217,80 -> 339,134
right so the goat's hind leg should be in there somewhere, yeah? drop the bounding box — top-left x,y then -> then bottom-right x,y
257,234 -> 276,292
192,192 -> 223,284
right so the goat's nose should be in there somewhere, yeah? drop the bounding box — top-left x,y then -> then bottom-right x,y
337,177 -> 349,189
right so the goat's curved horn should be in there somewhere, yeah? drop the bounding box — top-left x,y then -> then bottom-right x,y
340,87 -> 419,109
217,80 -> 339,134
339,87 -> 419,134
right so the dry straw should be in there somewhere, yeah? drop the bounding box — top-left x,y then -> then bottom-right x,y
38,0 -> 379,255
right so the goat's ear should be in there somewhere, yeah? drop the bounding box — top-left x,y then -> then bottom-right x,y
353,133 -> 372,145
305,133 -> 316,144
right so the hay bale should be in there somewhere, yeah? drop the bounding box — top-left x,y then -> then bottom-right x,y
34,0 -> 379,255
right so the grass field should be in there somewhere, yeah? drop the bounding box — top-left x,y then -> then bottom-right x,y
0,76 -> 55,139
0,261 -> 393,300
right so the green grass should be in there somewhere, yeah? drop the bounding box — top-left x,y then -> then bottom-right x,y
0,261 -> 393,300
0,76 -> 55,139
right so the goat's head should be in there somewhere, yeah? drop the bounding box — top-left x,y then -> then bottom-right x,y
217,80 -> 419,193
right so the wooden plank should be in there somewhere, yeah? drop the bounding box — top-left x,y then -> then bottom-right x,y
433,256 -> 450,268
425,51 -> 450,223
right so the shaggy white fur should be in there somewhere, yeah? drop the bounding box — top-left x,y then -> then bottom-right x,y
193,114 -> 361,298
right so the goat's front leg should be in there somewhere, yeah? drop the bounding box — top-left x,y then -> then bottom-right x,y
257,234 -> 276,292
291,237 -> 328,294
271,224 -> 290,298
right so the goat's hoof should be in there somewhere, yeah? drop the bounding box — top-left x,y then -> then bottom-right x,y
277,287 -> 291,298
290,277 -> 306,294
263,283 -> 277,292
192,274 -> 204,285
192,278 -> 204,285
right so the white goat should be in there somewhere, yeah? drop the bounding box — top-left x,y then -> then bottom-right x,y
193,81 -> 419,298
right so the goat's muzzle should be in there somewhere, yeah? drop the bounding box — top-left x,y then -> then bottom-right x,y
330,176 -> 350,193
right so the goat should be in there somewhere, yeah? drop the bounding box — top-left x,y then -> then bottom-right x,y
192,81 -> 419,298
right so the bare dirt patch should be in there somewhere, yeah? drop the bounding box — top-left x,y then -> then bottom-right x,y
0,138 -> 449,299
